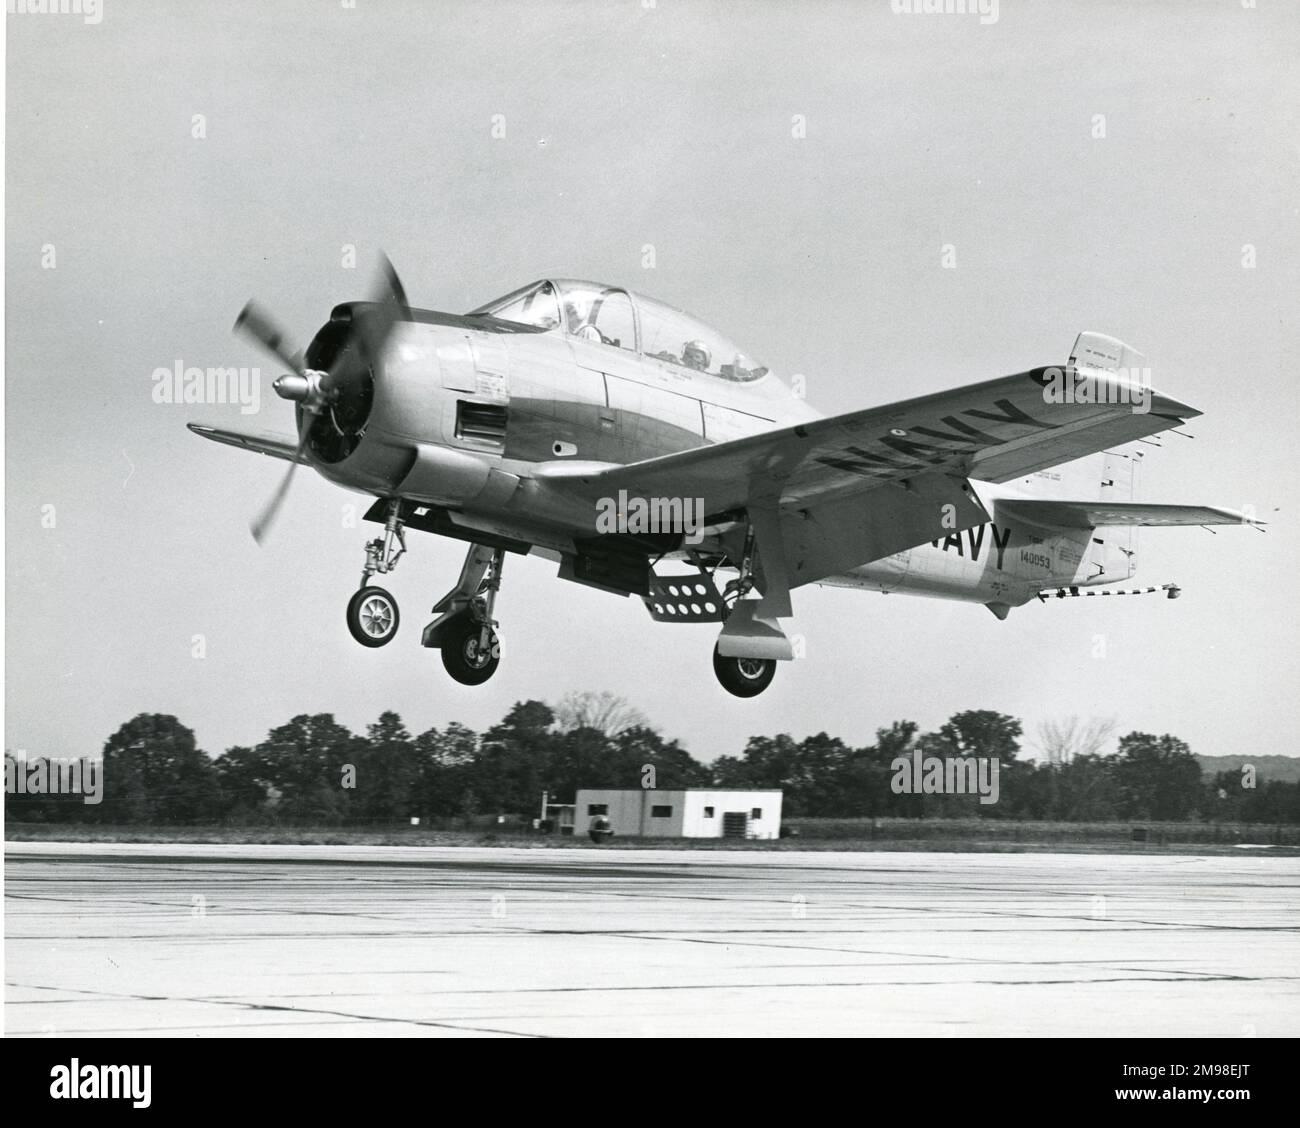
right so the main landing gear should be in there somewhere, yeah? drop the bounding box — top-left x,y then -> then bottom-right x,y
647,523 -> 789,699
424,543 -> 504,686
711,532 -> 776,697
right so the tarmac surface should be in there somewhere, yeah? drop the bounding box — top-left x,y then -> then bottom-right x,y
6,841 -> 1299,1037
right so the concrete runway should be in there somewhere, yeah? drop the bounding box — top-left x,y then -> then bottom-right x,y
6,841 -> 1299,1037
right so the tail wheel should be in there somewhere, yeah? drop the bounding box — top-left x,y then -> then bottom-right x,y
347,586 -> 399,647
712,646 -> 776,697
441,619 -> 500,685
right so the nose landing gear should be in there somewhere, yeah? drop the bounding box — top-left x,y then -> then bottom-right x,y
345,500 -> 407,647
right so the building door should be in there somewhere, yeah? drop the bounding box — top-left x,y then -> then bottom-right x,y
722,812 -> 748,839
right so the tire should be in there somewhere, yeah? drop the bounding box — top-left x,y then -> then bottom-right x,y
712,646 -> 776,698
347,586 -> 400,647
441,618 -> 500,685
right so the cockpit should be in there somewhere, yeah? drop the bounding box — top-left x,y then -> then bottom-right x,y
468,279 -> 771,383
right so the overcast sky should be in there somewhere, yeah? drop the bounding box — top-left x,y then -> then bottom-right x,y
6,0 -> 1298,769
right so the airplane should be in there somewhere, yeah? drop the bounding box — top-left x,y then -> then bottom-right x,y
190,257 -> 1259,697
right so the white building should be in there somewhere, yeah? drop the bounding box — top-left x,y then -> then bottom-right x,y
574,789 -> 783,840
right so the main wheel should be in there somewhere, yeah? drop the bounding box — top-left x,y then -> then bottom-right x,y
441,619 -> 500,685
712,646 -> 776,697
347,586 -> 400,647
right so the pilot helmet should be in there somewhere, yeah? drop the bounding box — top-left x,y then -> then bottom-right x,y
683,339 -> 711,370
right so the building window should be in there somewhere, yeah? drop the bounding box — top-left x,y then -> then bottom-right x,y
650,805 -> 672,818
587,804 -> 608,816
752,807 -> 763,819
703,806 -> 714,818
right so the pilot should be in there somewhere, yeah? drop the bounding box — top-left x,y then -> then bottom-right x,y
682,339 -> 711,371
589,812 -> 613,844
565,299 -> 602,343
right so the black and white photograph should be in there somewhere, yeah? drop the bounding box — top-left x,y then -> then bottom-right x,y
3,0 -> 1297,1090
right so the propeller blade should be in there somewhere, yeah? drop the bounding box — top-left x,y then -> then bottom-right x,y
234,301 -> 305,374
249,422 -> 311,545
357,252 -> 412,364
375,251 -> 410,315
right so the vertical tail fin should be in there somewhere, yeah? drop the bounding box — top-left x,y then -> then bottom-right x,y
1069,332 -> 1148,581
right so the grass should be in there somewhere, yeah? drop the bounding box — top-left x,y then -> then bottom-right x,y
6,818 -> 1298,856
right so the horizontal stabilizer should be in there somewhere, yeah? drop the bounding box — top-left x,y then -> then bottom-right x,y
998,499 -> 1261,529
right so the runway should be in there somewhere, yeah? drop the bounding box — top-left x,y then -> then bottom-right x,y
6,841 -> 1299,1037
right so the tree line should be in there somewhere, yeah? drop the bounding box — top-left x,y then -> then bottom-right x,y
5,696 -> 1298,825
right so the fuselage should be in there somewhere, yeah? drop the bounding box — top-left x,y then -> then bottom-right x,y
303,281 -> 1136,613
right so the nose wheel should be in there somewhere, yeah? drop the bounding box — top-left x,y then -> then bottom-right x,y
347,586 -> 400,647
346,499 -> 407,648
713,645 -> 777,697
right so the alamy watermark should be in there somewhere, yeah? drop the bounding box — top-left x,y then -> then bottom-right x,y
1041,365 -> 1152,415
890,0 -> 999,26
7,0 -> 103,24
595,490 -> 705,546
152,359 -> 260,414
5,754 -> 103,805
50,1060 -> 150,1108
891,748 -> 1000,805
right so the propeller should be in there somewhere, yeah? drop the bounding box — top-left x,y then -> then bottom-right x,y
248,424 -> 312,544
234,253 -> 410,544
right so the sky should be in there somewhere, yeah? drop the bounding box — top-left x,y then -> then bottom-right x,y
5,0 -> 1298,769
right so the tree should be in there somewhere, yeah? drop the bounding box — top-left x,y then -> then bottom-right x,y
713,732 -> 857,816
1057,752 -> 1122,820
413,722 -> 479,817
213,744 -> 274,822
553,691 -> 652,738
97,714 -> 221,824
838,721 -> 920,817
1036,716 -> 1117,766
937,710 -> 1023,763
254,714 -> 365,824
611,727 -> 710,790
356,712 -> 418,821
1114,732 -> 1203,821
470,701 -> 557,816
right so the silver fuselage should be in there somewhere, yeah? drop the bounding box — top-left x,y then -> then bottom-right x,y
309,308 -> 1135,611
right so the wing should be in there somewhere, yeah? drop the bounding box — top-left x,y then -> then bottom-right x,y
998,500 -> 1260,528
535,367 -> 1198,509
535,367 -> 1200,590
187,423 -> 305,463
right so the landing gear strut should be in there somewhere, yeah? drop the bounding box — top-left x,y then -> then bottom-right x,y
422,543 -> 506,686
709,514 -> 791,697
346,500 -> 406,647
